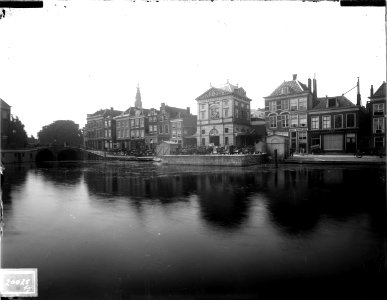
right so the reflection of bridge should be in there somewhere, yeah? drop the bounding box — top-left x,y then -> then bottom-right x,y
1,146 -> 103,163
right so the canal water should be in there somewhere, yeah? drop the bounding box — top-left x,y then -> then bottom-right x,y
1,161 -> 386,299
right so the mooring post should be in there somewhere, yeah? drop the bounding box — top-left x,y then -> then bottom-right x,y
274,149 -> 278,168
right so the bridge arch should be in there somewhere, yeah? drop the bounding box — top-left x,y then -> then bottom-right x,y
57,149 -> 81,161
36,149 -> 55,162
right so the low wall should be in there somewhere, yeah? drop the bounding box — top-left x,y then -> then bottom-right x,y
161,154 -> 264,166
1,149 -> 37,164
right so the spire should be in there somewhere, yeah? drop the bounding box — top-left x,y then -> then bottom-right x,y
356,77 -> 361,106
135,84 -> 142,109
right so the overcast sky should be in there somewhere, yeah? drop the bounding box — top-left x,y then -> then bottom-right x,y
0,1 -> 385,137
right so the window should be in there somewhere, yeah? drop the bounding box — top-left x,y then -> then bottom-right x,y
290,114 -> 298,127
269,101 -> 276,112
346,114 -> 355,128
224,108 -> 229,118
164,125 -> 169,134
201,129 -> 205,134
201,104 -> 206,110
373,118 -> 385,133
328,98 -> 336,108
117,131 -> 121,138
135,119 -> 139,128
201,138 -> 205,146
281,100 -> 289,110
225,136 -> 229,145
334,114 -> 343,129
281,114 -> 289,128
223,100 -> 229,106
2,110 -> 8,119
299,114 -> 307,127
298,98 -> 307,111
130,120 -> 135,127
311,116 -> 319,130
269,115 -> 277,128
322,115 -> 331,129
290,99 -> 298,111
281,87 -> 289,94
149,125 -> 153,133
159,125 -> 163,134
235,108 -> 239,118
140,119 -> 144,127
298,132 -> 307,140
311,137 -> 320,146
225,128 -> 229,133
374,103 -> 384,116
375,137 -> 384,148
140,130 -> 144,138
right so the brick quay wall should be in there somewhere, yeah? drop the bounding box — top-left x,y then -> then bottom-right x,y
161,154 -> 264,166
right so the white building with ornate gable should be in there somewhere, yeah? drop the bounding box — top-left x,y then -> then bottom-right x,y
195,82 -> 252,147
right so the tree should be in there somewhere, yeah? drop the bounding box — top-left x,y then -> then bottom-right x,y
38,120 -> 83,147
7,116 -> 28,148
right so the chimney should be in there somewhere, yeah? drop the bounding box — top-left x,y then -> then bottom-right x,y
313,78 -> 317,101
356,77 -> 361,106
308,78 -> 311,92
293,74 -> 297,81
370,85 -> 374,97
187,107 -> 190,115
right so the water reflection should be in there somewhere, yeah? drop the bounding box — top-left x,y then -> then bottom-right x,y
1,162 -> 386,299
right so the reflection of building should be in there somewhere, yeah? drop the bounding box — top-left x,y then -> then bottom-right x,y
264,74 -> 313,153
84,107 -> 122,150
368,82 -> 385,152
196,82 -> 251,147
1,98 -> 11,148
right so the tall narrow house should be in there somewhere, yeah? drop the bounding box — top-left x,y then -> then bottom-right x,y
264,74 -> 313,153
368,81 -> 386,153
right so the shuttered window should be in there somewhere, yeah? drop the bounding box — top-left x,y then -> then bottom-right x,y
324,134 -> 343,151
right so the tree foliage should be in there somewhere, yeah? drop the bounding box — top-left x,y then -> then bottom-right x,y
7,116 -> 28,148
38,120 -> 83,146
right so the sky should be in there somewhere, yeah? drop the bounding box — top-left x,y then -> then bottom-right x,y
0,1 -> 385,137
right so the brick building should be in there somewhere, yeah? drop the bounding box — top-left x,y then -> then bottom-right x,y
84,107 -> 122,150
1,98 -> 11,149
264,74 -> 314,153
368,82 -> 386,153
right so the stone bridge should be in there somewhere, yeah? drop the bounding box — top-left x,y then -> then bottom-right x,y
1,146 -> 103,163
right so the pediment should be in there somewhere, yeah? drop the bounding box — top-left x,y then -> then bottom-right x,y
196,88 -> 230,100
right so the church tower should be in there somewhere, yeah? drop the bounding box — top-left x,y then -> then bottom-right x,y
135,84 -> 142,109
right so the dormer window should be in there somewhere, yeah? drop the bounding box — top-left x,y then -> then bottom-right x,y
328,98 -> 337,108
281,87 -> 289,95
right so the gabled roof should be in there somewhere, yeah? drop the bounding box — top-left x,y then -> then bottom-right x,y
312,95 -> 356,109
196,82 -> 250,101
267,79 -> 310,98
162,105 -> 190,118
371,82 -> 386,99
0,98 -> 11,109
89,108 -> 123,118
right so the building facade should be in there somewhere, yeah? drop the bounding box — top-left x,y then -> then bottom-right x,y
196,82 -> 251,147
84,107 -> 122,150
368,82 -> 386,153
1,98 -> 11,149
308,96 -> 363,153
264,74 -> 314,153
